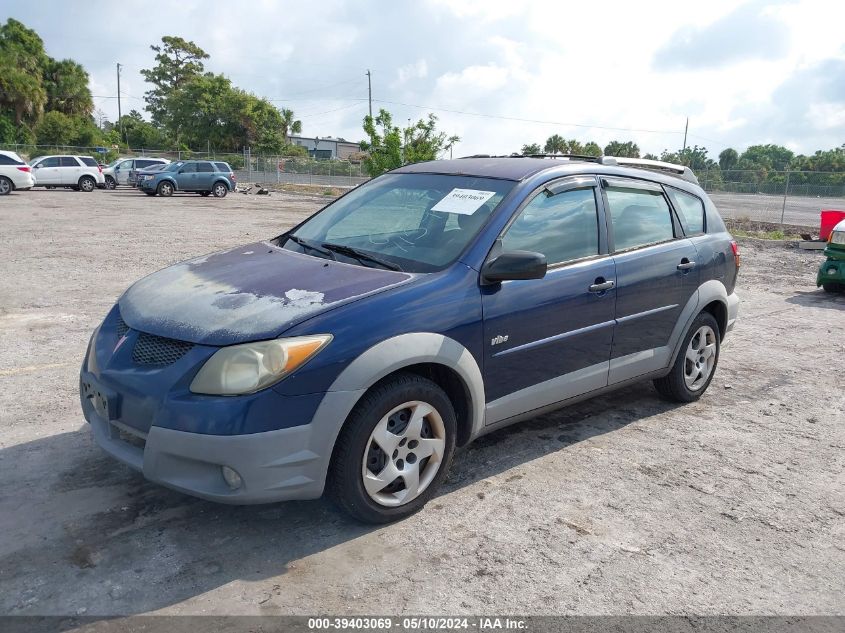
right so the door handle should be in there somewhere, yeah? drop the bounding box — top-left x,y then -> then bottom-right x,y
677,259 -> 696,271
589,279 -> 615,293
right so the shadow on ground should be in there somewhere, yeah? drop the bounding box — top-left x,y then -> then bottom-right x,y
1,383 -> 679,616
786,289 -> 845,311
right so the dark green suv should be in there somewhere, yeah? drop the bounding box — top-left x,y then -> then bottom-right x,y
817,219 -> 845,292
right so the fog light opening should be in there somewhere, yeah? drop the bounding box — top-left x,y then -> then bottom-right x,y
221,466 -> 243,490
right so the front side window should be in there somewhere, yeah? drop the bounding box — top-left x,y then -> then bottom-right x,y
605,184 -> 675,251
178,162 -> 197,174
284,173 -> 515,272
666,187 -> 705,235
39,157 -> 60,168
502,186 -> 599,265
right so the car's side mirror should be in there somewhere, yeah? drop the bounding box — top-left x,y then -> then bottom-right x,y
481,250 -> 547,284
33,164 -> 41,169
178,169 -> 185,174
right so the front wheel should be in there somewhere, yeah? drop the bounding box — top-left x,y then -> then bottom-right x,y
822,282 -> 843,293
653,311 -> 720,402
157,181 -> 174,197
78,176 -> 96,192
212,181 -> 228,198
328,373 -> 456,523
105,176 -> 117,190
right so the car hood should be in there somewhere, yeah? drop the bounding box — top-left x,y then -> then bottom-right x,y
118,241 -> 415,345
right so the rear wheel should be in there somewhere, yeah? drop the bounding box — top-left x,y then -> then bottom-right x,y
105,176 -> 117,190
157,181 -> 174,197
78,176 -> 96,192
653,311 -> 720,403
212,181 -> 228,198
0,176 -> 12,195
328,373 -> 456,523
822,282 -> 843,293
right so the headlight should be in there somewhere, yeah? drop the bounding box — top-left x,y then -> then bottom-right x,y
143,175 -> 154,180
190,335 -> 332,395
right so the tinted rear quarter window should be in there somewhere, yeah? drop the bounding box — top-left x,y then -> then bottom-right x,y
605,185 -> 675,251
79,157 -> 98,167
0,153 -> 24,165
666,188 -> 706,235
214,162 -> 231,172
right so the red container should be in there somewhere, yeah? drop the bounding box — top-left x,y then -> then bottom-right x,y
820,210 -> 845,240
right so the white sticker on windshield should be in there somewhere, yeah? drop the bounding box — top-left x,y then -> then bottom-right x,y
431,188 -> 496,215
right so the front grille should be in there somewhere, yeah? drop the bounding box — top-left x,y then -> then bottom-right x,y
132,332 -> 193,366
116,314 -> 129,338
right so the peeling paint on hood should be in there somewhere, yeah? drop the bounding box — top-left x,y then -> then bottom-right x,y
118,242 -> 414,345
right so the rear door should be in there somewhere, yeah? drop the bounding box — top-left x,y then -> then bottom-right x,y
482,176 -> 616,425
196,161 -> 215,189
601,177 -> 700,383
59,156 -> 82,185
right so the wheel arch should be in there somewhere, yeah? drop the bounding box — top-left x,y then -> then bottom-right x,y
667,279 -> 729,367
213,178 -> 230,190
326,333 -> 485,449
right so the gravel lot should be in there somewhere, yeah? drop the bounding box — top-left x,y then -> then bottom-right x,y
0,187 -> 843,617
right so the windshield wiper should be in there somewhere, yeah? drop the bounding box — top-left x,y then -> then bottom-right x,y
321,242 -> 403,271
285,234 -> 334,259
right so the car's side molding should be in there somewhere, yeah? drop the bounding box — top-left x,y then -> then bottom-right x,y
328,332 -> 487,439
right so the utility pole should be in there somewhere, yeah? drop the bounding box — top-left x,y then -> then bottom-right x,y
366,69 -> 372,118
682,117 -> 688,152
116,63 -> 124,147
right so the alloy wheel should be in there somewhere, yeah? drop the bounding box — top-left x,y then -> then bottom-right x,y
684,325 -> 717,391
0,178 -> 10,195
362,401 -> 446,507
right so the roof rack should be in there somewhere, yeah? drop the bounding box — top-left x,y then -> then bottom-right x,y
456,153 -> 699,184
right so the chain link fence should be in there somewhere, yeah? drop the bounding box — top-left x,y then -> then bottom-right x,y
237,152 -> 368,188
697,170 -> 845,228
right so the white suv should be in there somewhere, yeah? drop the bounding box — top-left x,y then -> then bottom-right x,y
103,157 -> 169,189
30,155 -> 106,192
0,150 -> 35,195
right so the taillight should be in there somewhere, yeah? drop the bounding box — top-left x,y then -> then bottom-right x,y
17,166 -> 30,172
230,172 -> 236,180
98,165 -> 103,173
730,240 -> 740,268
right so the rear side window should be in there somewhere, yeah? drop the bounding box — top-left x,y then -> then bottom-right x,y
0,153 -> 24,165
60,156 -> 80,167
666,188 -> 705,235
214,162 -> 230,172
605,184 -> 675,251
79,157 -> 98,167
197,162 -> 214,173
502,187 -> 599,265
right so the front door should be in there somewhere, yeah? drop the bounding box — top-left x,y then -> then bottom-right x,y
34,156 -> 61,185
601,177 -> 700,383
482,176 -> 616,426
175,162 -> 197,190
115,159 -> 133,185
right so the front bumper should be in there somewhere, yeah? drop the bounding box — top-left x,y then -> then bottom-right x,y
817,258 -> 845,286
81,369 -> 364,504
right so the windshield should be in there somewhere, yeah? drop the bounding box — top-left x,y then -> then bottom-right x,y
164,161 -> 185,172
281,173 -> 515,273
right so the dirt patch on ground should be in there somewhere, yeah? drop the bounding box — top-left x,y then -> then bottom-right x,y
0,188 -> 842,616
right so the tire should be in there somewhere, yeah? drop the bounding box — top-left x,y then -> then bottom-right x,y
822,282 -> 842,293
0,176 -> 12,195
212,181 -> 228,198
653,311 -> 720,403
327,373 -> 457,524
105,176 -> 117,190
78,176 -> 96,192
157,181 -> 174,197
200,191 -> 210,197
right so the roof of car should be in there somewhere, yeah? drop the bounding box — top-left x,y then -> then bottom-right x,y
392,156 -> 701,189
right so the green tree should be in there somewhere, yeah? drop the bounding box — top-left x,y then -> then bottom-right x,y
582,141 -> 602,157
360,109 -> 403,177
718,147 -> 738,171
280,108 -> 302,143
0,18 -> 48,126
544,134 -> 566,154
34,110 -> 77,145
140,36 -> 209,137
43,58 -> 93,117
643,152 -> 659,160
117,110 -> 167,149
740,144 -> 794,171
402,113 -> 460,165
521,142 -> 541,155
604,140 -> 640,158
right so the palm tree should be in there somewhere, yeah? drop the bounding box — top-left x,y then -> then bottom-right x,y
43,59 -> 93,117
544,134 -> 566,154
280,108 -> 302,144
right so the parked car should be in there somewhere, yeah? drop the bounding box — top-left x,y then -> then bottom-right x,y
0,149 -> 35,195
816,218 -> 845,292
30,155 -> 105,192
103,157 -> 170,189
138,160 -> 235,197
80,155 -> 740,523
129,162 -> 168,187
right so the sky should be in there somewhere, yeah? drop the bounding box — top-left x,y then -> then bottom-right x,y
3,0 -> 844,157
